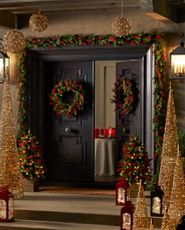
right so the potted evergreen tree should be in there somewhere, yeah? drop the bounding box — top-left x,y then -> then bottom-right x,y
17,130 -> 47,192
117,136 -> 151,195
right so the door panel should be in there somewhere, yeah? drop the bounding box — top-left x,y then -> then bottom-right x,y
45,61 -> 94,182
116,59 -> 144,161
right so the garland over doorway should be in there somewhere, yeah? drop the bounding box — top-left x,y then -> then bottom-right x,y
17,32 -> 167,177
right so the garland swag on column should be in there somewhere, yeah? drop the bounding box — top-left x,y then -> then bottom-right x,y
17,33 -> 167,180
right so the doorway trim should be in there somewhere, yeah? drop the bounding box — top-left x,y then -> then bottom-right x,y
17,33 -> 167,177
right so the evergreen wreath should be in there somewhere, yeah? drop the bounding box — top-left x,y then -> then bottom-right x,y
111,78 -> 139,118
49,79 -> 85,118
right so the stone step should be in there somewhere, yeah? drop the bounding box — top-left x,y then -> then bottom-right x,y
0,219 -> 119,230
11,192 -> 162,229
15,210 -> 120,226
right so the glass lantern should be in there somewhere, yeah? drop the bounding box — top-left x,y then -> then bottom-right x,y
0,185 -> 14,222
151,185 -> 164,217
120,201 -> 135,230
116,178 -> 130,205
170,39 -> 185,82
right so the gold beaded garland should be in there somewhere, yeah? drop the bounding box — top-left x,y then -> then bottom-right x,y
3,29 -> 26,54
112,16 -> 131,36
29,11 -> 48,32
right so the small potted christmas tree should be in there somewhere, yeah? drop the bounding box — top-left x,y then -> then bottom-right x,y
117,136 -> 151,193
17,130 -> 47,192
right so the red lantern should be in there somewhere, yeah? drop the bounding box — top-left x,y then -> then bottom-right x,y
116,178 -> 130,205
0,185 -> 14,221
120,201 -> 135,230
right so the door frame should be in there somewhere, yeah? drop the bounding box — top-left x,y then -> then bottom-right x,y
25,44 -> 155,180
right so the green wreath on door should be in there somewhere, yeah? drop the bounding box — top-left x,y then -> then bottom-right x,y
111,78 -> 139,118
49,79 -> 85,118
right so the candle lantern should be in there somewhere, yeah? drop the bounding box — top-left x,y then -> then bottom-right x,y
0,185 -> 14,221
116,178 -> 130,205
151,185 -> 164,217
120,201 -> 135,230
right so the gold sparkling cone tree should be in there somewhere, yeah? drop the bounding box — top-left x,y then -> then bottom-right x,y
149,219 -> 155,230
0,80 -> 23,198
160,83 -> 178,159
158,83 -> 178,207
161,208 -> 170,230
133,181 -> 150,229
168,153 -> 185,229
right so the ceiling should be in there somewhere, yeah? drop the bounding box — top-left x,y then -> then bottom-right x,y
0,0 -> 184,29
0,0 -> 152,28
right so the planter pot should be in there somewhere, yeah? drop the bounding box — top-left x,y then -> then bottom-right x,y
23,178 -> 39,192
130,182 -> 150,199
130,182 -> 140,198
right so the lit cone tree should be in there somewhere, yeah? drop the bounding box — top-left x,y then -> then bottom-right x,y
149,219 -> 155,230
158,83 -> 178,207
168,153 -> 185,229
133,181 -> 150,229
161,207 -> 170,230
0,79 -> 23,198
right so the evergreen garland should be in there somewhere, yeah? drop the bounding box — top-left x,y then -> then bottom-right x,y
17,33 -> 167,179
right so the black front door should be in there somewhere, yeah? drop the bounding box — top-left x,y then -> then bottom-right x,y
44,61 -> 94,182
116,59 -> 144,160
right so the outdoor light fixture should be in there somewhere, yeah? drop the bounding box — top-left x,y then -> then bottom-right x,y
116,178 -> 130,205
0,185 -> 14,222
120,201 -> 134,230
170,34 -> 185,82
0,38 -> 9,83
150,185 -> 164,217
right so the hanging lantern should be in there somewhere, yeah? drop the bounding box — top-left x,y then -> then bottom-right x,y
116,178 -> 130,205
120,201 -> 135,230
29,11 -> 48,32
151,185 -> 164,217
170,34 -> 185,82
3,29 -> 26,54
0,185 -> 14,222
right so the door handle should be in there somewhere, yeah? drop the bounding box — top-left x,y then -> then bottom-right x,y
123,128 -> 129,134
65,127 -> 72,133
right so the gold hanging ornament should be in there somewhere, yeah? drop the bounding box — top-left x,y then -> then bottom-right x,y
29,11 -> 48,32
112,0 -> 131,36
3,29 -> 26,54
112,17 -> 131,36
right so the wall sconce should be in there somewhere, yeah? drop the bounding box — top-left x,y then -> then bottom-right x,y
170,34 -> 185,82
116,178 -> 130,205
150,185 -> 164,217
0,185 -> 14,222
120,201 -> 135,230
0,38 -> 9,84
